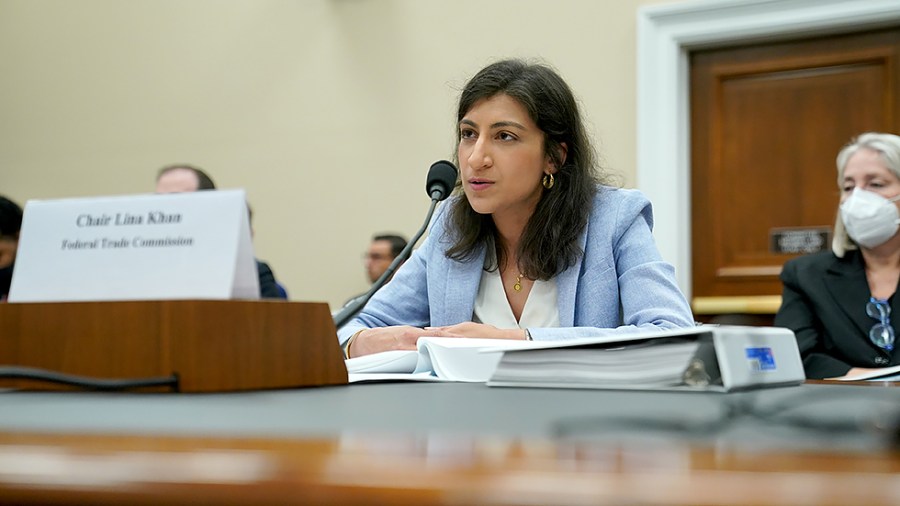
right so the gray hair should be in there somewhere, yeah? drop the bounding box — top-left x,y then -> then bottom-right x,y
833,132 -> 900,257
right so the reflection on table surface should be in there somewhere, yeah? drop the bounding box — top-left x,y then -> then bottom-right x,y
1,431 -> 900,506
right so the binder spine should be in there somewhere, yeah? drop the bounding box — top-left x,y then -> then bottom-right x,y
682,333 -> 723,387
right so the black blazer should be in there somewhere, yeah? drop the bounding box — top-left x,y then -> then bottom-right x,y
774,250 -> 899,379
256,260 -> 287,300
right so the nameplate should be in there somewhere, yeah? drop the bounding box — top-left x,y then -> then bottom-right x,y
8,190 -> 259,302
769,227 -> 830,254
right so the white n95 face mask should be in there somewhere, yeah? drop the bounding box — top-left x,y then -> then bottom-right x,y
840,188 -> 900,249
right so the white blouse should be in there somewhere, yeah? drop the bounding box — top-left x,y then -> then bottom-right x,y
472,267 -> 560,329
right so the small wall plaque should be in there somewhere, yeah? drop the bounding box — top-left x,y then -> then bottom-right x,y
769,227 -> 831,255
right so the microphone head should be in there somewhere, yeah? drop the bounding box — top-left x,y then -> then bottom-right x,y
426,160 -> 458,201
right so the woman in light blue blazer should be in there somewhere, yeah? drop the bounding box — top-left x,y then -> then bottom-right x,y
341,59 -> 694,358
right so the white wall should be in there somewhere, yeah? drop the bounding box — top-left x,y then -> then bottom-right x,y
0,0 -> 683,309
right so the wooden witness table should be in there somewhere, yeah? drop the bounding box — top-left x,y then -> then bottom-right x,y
0,430 -> 899,506
2,301 -> 900,505
1,381 -> 900,506
0,426 -> 900,505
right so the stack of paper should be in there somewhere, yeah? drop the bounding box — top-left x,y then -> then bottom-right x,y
486,325 -> 805,392
487,338 -> 700,388
345,325 -> 807,392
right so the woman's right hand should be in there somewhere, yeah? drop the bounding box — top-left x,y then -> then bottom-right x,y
347,326 -> 430,358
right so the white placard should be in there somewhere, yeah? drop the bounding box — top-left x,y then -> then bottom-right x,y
8,189 -> 260,302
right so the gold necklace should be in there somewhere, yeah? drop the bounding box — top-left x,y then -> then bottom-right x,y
513,273 -> 524,292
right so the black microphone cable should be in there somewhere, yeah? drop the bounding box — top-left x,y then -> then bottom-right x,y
0,365 -> 179,392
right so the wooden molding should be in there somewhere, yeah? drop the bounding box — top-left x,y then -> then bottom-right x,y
692,295 -> 782,315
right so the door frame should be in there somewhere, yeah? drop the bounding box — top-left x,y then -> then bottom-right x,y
636,0 -> 900,299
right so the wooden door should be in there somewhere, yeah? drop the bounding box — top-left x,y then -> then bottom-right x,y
690,28 -> 900,319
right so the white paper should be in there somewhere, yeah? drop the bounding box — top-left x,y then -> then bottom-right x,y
488,340 -> 700,387
348,372 -> 451,383
487,325 -> 804,392
345,337 -> 538,382
345,350 -> 419,374
834,364 -> 900,381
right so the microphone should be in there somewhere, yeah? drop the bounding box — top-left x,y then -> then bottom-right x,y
426,159 -> 458,201
333,160 -> 458,330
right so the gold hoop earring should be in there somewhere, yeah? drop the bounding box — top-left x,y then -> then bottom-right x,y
542,173 -> 555,189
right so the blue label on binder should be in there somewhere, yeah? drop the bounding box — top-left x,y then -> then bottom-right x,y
745,347 -> 776,371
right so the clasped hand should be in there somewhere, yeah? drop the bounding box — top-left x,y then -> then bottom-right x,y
347,322 -> 527,358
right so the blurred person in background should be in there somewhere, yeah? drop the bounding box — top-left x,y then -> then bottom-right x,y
0,196 -> 23,301
155,164 -> 287,299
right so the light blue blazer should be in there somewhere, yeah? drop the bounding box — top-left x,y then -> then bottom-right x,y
337,186 -> 694,345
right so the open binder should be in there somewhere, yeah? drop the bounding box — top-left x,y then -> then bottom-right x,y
486,325 -> 806,392
345,337 -> 538,382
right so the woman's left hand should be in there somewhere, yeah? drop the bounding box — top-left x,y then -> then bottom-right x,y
424,322 -> 527,340
828,367 -> 886,381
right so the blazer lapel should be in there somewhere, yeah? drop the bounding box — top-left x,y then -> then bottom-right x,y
824,252 -> 872,337
555,220 -> 590,327
440,245 -> 485,325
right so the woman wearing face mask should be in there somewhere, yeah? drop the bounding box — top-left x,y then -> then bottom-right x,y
775,132 -> 900,379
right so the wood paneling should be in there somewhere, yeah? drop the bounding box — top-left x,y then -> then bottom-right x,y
0,300 -> 348,392
691,29 -> 900,300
